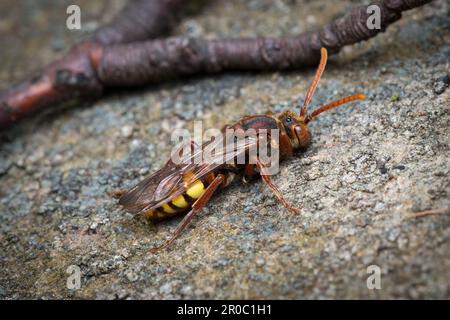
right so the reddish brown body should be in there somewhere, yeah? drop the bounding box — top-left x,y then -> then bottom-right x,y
118,48 -> 366,252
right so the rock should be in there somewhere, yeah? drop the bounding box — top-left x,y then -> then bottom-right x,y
0,0 -> 448,300
120,125 -> 133,139
433,75 -> 450,95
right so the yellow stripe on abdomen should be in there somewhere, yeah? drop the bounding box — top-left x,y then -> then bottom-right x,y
144,207 -> 175,221
186,180 -> 205,199
172,194 -> 189,208
147,180 -> 207,221
168,180 -> 206,209
162,203 -> 176,213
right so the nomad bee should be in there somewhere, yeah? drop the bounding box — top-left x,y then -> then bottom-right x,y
119,48 -> 366,252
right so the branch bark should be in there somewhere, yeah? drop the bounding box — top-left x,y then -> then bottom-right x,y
0,0 -> 185,128
94,0 -> 184,45
0,0 -> 434,129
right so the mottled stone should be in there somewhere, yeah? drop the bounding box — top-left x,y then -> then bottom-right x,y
0,0 -> 449,299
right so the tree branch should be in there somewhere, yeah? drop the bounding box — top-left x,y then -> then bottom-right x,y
0,0 -> 186,128
0,0 -> 434,129
94,0 -> 184,45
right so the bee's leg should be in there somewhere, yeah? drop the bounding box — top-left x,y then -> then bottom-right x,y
150,174 -> 226,253
256,158 -> 300,214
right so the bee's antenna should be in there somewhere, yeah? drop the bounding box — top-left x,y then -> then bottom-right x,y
299,47 -> 327,118
304,93 -> 367,124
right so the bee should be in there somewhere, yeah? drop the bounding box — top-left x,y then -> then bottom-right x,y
118,48 -> 367,252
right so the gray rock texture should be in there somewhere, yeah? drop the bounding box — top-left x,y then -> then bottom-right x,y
0,0 -> 449,299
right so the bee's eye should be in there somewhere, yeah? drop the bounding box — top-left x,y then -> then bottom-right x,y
285,116 -> 292,123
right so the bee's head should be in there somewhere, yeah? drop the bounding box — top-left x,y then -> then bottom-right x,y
277,110 -> 311,149
278,47 -> 366,150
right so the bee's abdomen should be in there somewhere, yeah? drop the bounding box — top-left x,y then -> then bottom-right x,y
144,177 -> 210,221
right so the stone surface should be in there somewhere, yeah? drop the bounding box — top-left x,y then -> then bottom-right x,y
0,0 -> 449,299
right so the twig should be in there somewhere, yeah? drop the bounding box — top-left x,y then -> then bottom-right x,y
408,207 -> 450,219
0,0 -> 185,129
0,0 -> 434,128
94,0 -> 184,45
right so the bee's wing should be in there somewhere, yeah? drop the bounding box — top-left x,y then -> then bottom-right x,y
119,131 -> 259,214
118,161 -> 187,214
